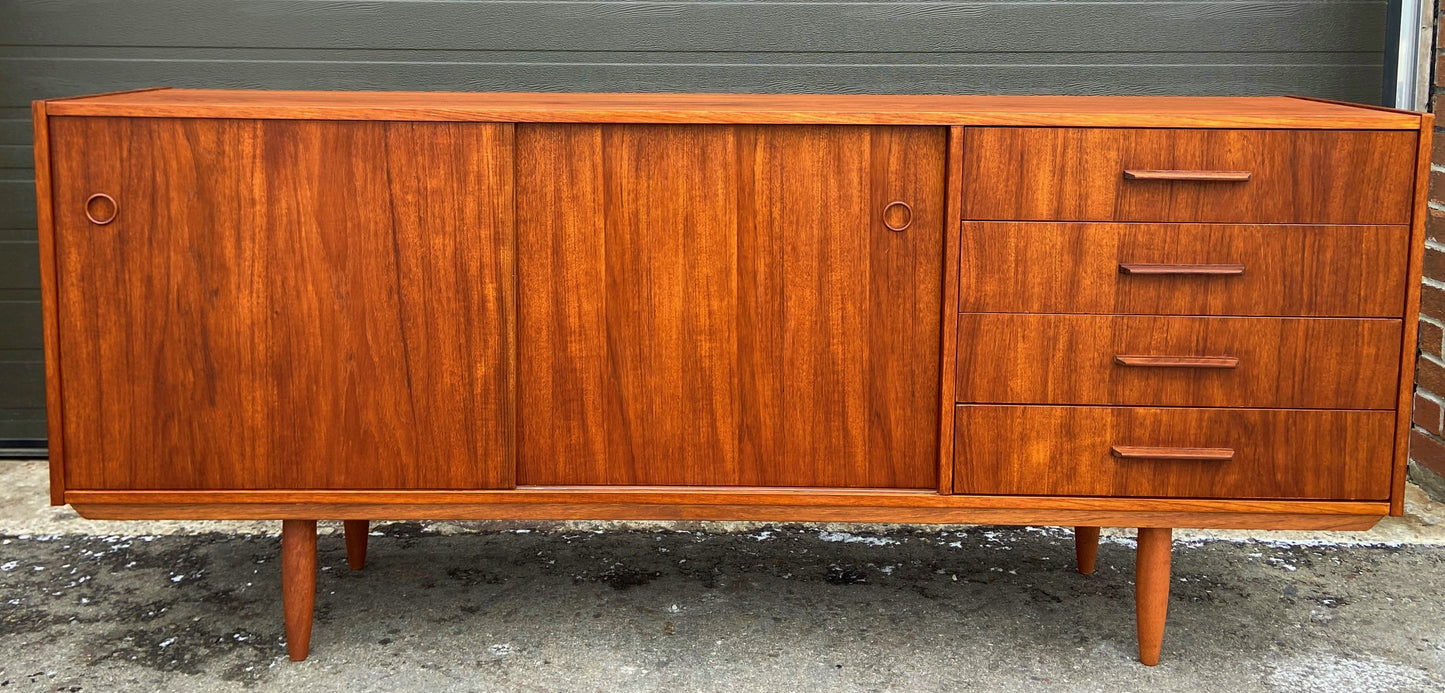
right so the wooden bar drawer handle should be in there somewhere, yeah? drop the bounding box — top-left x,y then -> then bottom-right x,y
1123,170 -> 1252,182
1113,355 -> 1240,369
882,200 -> 912,231
1111,446 -> 1235,461
85,193 -> 118,225
1118,263 -> 1245,276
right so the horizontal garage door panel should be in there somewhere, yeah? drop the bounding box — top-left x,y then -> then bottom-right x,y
0,1 -> 1385,52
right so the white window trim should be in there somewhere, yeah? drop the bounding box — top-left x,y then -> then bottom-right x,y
1395,0 -> 1432,110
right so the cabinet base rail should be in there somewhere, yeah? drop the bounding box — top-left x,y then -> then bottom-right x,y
65,490 -> 1387,530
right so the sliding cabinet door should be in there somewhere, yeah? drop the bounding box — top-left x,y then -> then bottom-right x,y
51,117 -> 515,490
517,124 -> 944,488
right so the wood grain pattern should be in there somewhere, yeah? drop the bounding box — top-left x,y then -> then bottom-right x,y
281,519 -> 317,661
517,124 -> 943,488
43,87 -> 172,102
67,498 -> 1386,531
30,97 -> 1430,668
958,223 -> 1408,317
953,405 -> 1395,499
1286,94 -> 1422,115
516,124 -> 740,486
343,520 -> 368,571
1134,527 -> 1172,666
961,128 -> 1417,224
58,488 -> 1386,514
34,96 -> 1427,536
49,117 -> 516,490
1392,116 -> 1434,515
30,100 -> 65,505
937,126 -> 965,495
1075,526 -> 1100,575
955,314 -> 1400,409
42,91 -> 1421,130
12,93 -> 1426,445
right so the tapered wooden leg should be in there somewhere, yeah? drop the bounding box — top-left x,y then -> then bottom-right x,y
1075,525 -> 1103,574
1135,527 -> 1173,666
282,519 -> 318,661
1075,526 -> 1101,575
344,520 -> 370,570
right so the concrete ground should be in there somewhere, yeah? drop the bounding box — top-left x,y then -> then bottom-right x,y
2,460 -> 1445,692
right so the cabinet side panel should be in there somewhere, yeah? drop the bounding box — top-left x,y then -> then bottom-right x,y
31,103 -> 64,504
1394,119 -> 1433,515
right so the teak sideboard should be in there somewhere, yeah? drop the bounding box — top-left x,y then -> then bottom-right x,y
31,89 -> 1432,665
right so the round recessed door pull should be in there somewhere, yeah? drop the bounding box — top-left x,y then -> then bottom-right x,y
882,200 -> 912,232
85,193 -> 118,225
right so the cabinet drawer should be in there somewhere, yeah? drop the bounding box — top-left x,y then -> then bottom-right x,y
953,405 -> 1394,499
956,314 -> 1400,409
958,222 -> 1409,317
961,128 -> 1416,224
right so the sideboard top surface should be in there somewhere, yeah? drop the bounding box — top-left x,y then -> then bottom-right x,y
41,88 -> 1423,129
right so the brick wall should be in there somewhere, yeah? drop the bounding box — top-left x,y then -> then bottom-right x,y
1410,6 -> 1445,498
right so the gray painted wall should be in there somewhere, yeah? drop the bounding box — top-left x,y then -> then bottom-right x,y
0,0 -> 1391,441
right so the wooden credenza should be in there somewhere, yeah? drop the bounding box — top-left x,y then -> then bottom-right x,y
31,89 -> 1432,664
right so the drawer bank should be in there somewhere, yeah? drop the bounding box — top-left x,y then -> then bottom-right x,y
30,89 -> 1432,665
